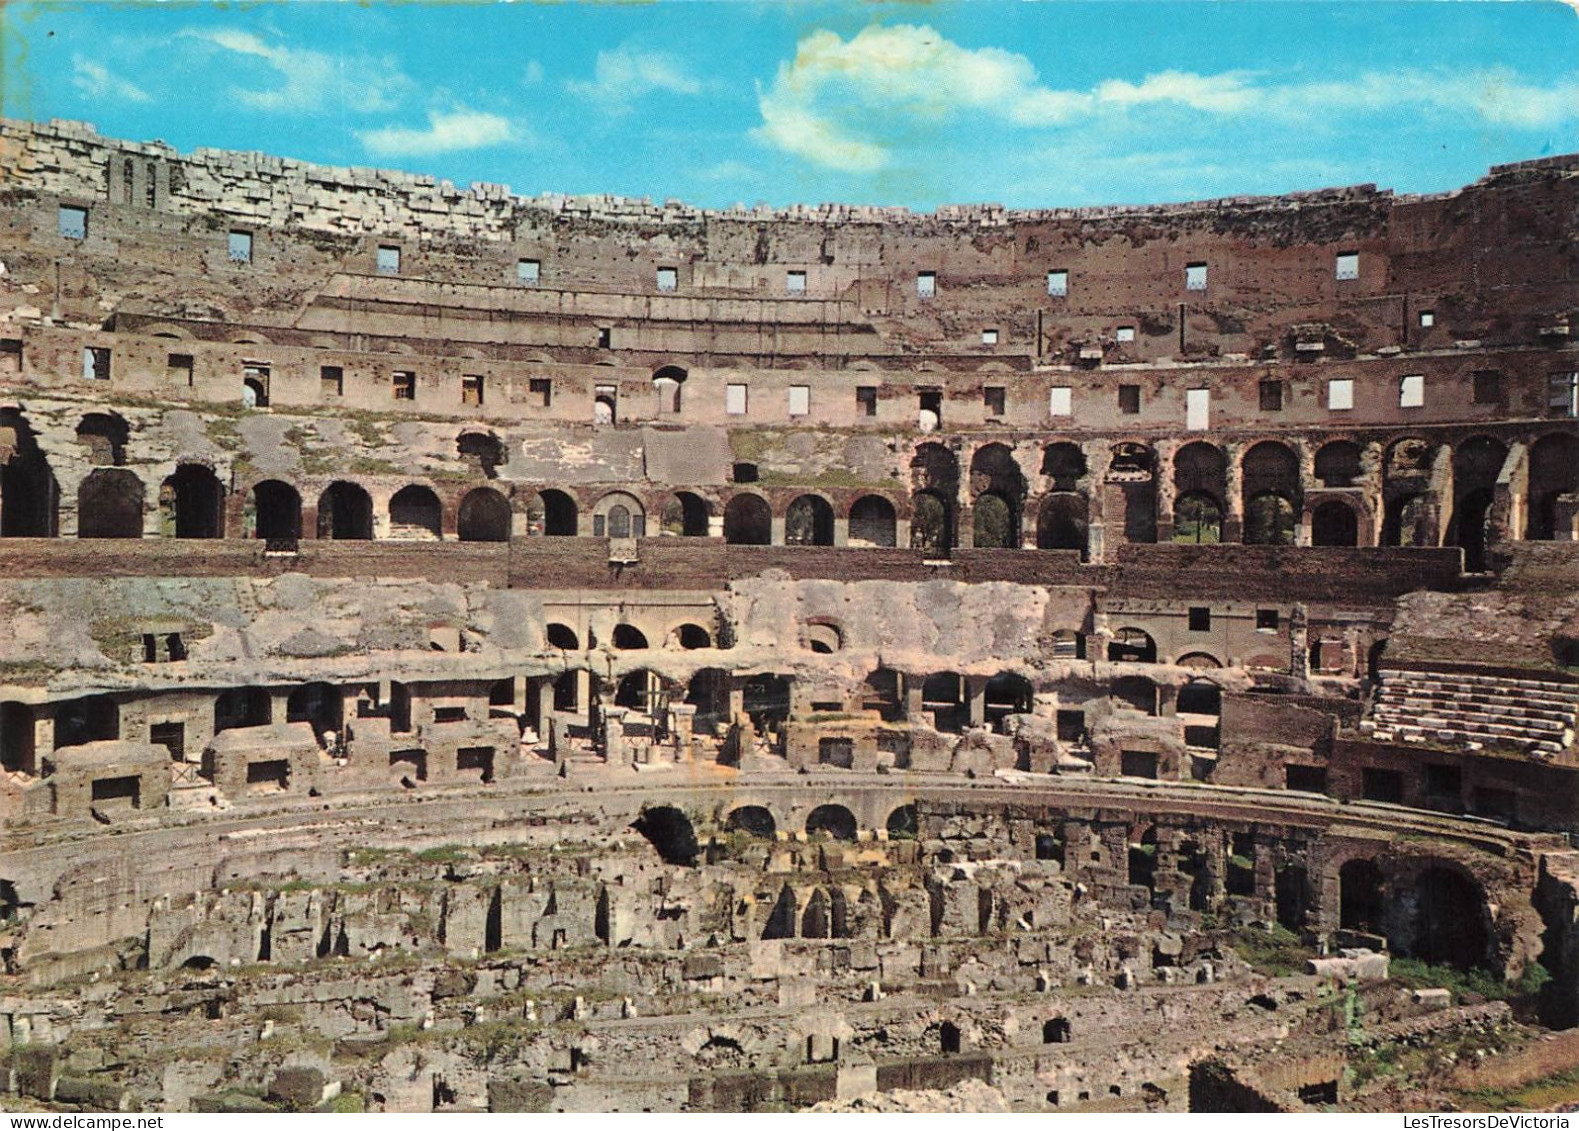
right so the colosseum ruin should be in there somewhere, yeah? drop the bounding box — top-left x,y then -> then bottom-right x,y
1,116 -> 1578,1113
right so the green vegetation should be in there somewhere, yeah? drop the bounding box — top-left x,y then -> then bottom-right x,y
1459,1068 -> 1579,1112
1388,957 -> 1550,1004
1230,924 -> 1313,978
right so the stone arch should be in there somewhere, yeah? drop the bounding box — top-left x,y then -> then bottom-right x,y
317,481 -> 373,540
1241,440 -> 1302,544
632,805 -> 699,866
661,491 -> 711,537
389,485 -> 442,540
742,673 -> 791,729
847,494 -> 897,547
1173,491 -> 1222,544
285,682 -> 342,742
1175,652 -> 1223,669
457,430 -> 507,478
1176,679 -> 1221,715
910,443 -> 958,554
652,364 -> 687,413
1108,628 -> 1157,664
546,622 -> 579,650
1173,442 -> 1227,517
723,493 -> 772,545
614,669 -> 662,712
0,410 -> 59,537
1041,442 -> 1086,492
886,803 -> 918,840
160,463 -> 223,538
1404,866 -> 1493,971
1036,493 -> 1087,554
1311,499 -> 1359,547
671,623 -> 711,650
457,486 -> 511,542
785,493 -> 834,546
593,491 -> 646,539
249,479 -> 301,542
1128,825 -> 1159,888
214,687 -> 270,733
984,671 -> 1033,730
1108,441 -> 1158,545
726,805 -> 776,837
1113,675 -> 1157,714
1339,857 -> 1384,932
685,668 -> 730,729
77,468 -> 143,538
1527,433 -> 1579,541
1314,440 -> 1363,488
528,489 -> 578,537
611,624 -> 648,650
805,803 -> 857,841
1382,493 -> 1431,547
1448,435 -> 1507,570
75,413 -> 128,466
970,442 -> 1025,548
802,619 -> 844,654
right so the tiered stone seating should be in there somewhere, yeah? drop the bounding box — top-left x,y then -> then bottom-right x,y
1366,667 -> 1579,757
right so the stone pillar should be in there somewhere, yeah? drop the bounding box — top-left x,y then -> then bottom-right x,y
966,677 -> 986,729
770,515 -> 786,546
833,517 -> 849,547
603,707 -> 628,765
33,712 -> 54,759
1360,441 -> 1385,547
895,519 -> 911,547
1295,439 -> 1316,547
576,671 -> 591,717
902,674 -> 925,721
1155,441 -> 1177,543
536,680 -> 555,737
1290,605 -> 1310,679
671,703 -> 695,762
1222,440 -> 1245,544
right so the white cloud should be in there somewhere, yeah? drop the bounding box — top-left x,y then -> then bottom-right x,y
358,108 -> 516,158
753,24 -> 1579,173
524,60 -> 544,86
566,47 -> 703,110
72,56 -> 151,104
180,28 -> 410,114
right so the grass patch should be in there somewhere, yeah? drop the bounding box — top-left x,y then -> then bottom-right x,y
1230,924 -> 1313,978
1389,957 -> 1549,1004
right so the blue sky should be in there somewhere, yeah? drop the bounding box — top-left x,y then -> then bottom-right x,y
2,1 -> 1577,210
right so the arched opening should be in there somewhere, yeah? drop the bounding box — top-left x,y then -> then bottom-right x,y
847,495 -> 897,548
1177,679 -> 1221,715
456,430 -> 507,478
886,804 -> 918,840
1036,493 -> 1087,553
160,464 -> 223,539
1108,628 -> 1157,664
546,623 -> 579,650
77,468 -> 143,538
1244,492 -> 1296,546
1408,868 -> 1491,971
529,489 -> 579,537
1175,652 -> 1222,670
785,494 -> 834,546
973,492 -> 1015,548
805,803 -> 857,841
862,668 -> 904,723
939,1022 -> 961,1055
249,480 -> 301,542
983,672 -> 1033,732
1242,441 -> 1301,545
457,487 -> 511,542
723,494 -> 772,545
970,443 -> 1025,548
1173,442 -> 1227,542
910,490 -> 953,555
1339,858 -> 1384,933
1275,864 -> 1310,932
726,806 -> 776,837
803,620 -> 843,654
1128,826 -> 1158,889
1042,1018 -> 1071,1044
389,485 -> 442,540
631,806 -> 698,867
614,670 -> 660,713
214,687 -> 271,733
1448,436 -> 1506,570
286,682 -> 342,744
1113,676 -> 1157,715
75,413 -> 128,466
1173,491 -> 1222,544
1108,442 -> 1158,544
593,492 -> 646,539
922,671 -> 967,733
54,695 -> 118,747
661,491 -> 711,537
317,482 -> 373,540
686,668 -> 730,731
552,670 -> 584,712
911,443 -> 958,554
1314,441 -> 1362,488
1527,434 -> 1579,541
742,673 -> 791,730
1312,500 -> 1359,547
593,394 -> 616,425
242,375 -> 269,408
0,410 -> 58,537
1382,493 -> 1430,547
652,364 -> 687,414
1041,442 -> 1086,492
673,623 -> 711,650
611,624 -> 648,650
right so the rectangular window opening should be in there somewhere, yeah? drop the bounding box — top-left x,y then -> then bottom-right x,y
984,386 -> 1006,416
1188,606 -> 1211,632
1256,609 -> 1280,632
167,353 -> 193,387
1335,251 -> 1359,281
1185,262 -> 1208,291
462,374 -> 485,406
83,346 -> 111,382
1548,372 -> 1578,418
597,326 -> 613,350
786,270 -> 807,295
528,377 -> 552,408
320,365 -> 344,397
1472,370 -> 1501,405
1118,385 -> 1141,415
1115,326 -> 1136,343
656,266 -> 678,292
392,371 -> 416,401
58,205 -> 88,240
916,271 -> 936,298
228,230 -> 253,264
981,328 -> 999,346
1259,379 -> 1284,412
1399,374 -> 1425,409
1046,270 -> 1068,297
376,245 -> 401,274
725,383 -> 749,416
1185,387 -> 1210,431
1328,378 -> 1354,411
1048,386 -> 1072,417
517,258 -> 540,285
1419,310 -> 1435,328
856,386 -> 878,417
788,384 -> 810,417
